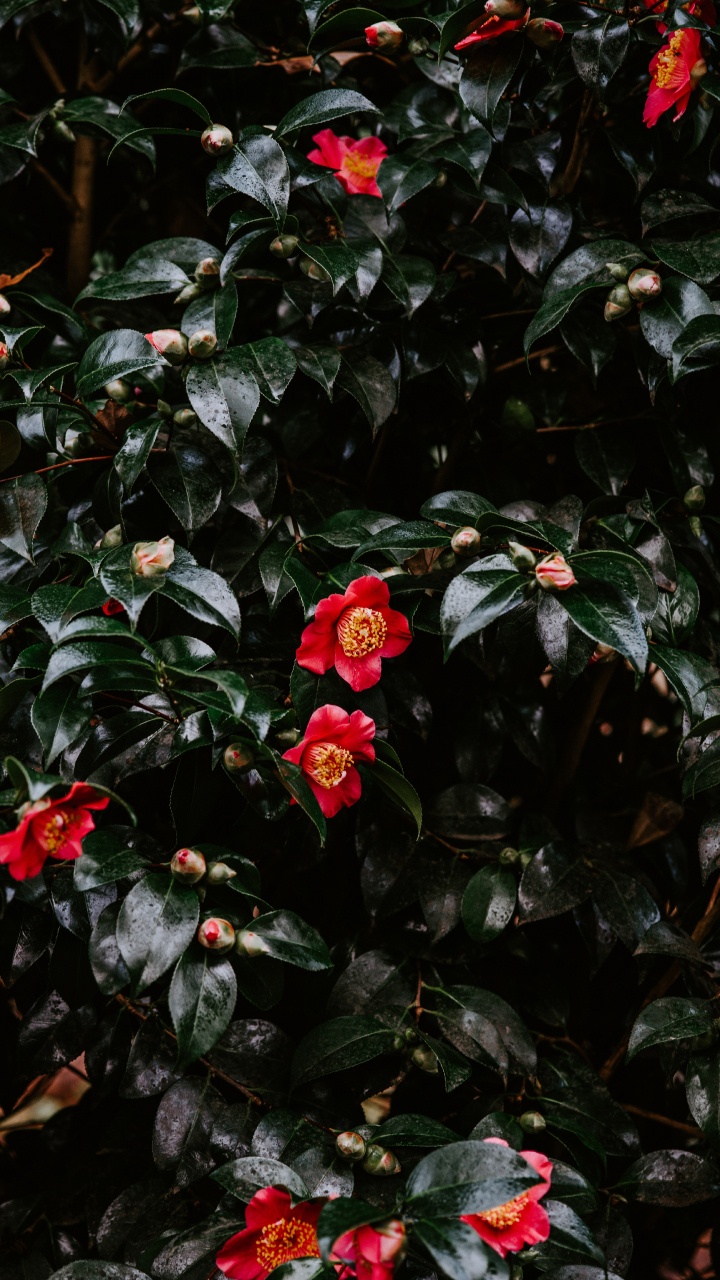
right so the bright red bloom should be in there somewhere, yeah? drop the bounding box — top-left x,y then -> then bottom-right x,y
296,576 -> 411,692
0,783 -> 109,881
282,704 -> 375,818
332,1221 -> 406,1280
216,1187 -> 322,1280
102,597 -> 125,616
307,130 -> 388,198
641,0 -> 715,34
462,1138 -> 552,1259
643,28 -> 705,126
455,12 -> 528,48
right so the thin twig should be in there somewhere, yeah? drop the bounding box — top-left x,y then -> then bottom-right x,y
553,89 -> 594,197
494,345 -> 561,374
101,692 -> 180,726
442,199 -> 487,273
544,660 -> 619,816
29,160 -> 75,211
536,414 -> 650,434
26,27 -> 66,93
621,1103 -> 702,1138
90,21 -> 162,92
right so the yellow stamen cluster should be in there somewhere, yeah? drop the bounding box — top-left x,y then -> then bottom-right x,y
337,606 -> 387,658
255,1219 -> 320,1271
343,152 -> 381,180
476,1191 -> 530,1231
304,743 -> 354,789
42,810 -> 72,855
655,30 -> 687,88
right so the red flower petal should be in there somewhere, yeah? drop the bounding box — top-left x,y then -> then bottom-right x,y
334,645 -> 383,692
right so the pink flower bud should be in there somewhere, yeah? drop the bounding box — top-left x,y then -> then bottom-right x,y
235,927 -> 271,957
131,536 -> 175,577
0,341 -> 9,370
171,847 -> 206,883
201,123 -> 234,155
485,0 -> 526,15
535,552 -> 576,592
0,293 -> 10,315
198,917 -> 236,952
335,1130 -> 367,1161
362,1144 -> 401,1176
102,598 -> 125,617
194,257 -> 221,289
526,16 -> 564,46
365,19 -> 404,47
451,527 -> 482,555
145,329 -> 188,365
627,267 -> 663,300
188,329 -> 218,359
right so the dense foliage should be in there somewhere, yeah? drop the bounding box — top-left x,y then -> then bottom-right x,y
3,1 -> 720,1278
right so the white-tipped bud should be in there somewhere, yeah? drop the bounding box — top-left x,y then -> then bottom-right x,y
451,526 -> 482,555
627,267 -> 662,301
174,282 -> 202,305
198,917 -> 236,952
173,408 -> 197,428
235,928 -> 272,957
201,124 -> 234,155
508,541 -> 537,571
0,293 -> 11,316
188,329 -> 218,359
194,257 -> 221,289
604,284 -> 633,322
206,861 -> 238,885
145,329 -> 188,365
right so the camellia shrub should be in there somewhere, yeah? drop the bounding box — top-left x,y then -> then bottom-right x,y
4,0 -> 720,1278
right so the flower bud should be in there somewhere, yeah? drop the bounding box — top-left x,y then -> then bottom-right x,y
434,169 -> 448,189
535,552 -> 576,592
194,257 -> 221,289
0,293 -> 10,315
691,57 -> 707,86
502,396 -> 535,432
188,329 -> 218,359
269,234 -> 300,259
174,282 -> 202,305
335,1130 -> 367,1161
589,642 -> 616,666
275,729 -> 300,746
184,4 -> 202,22
201,124 -> 234,156
300,258 -> 330,282
627,267 -> 662,300
519,849 -> 534,870
0,341 -> 9,371
519,1110 -> 546,1134
235,928 -> 272,957
688,515 -> 703,539
171,847 -> 206,883
362,1144 -> 401,1176
145,329 -> 188,365
451,527 -> 482,555
104,378 -> 133,403
173,408 -> 197,428
156,399 -> 173,418
365,19 -> 404,48
499,846 -> 521,865
408,36 -> 429,55
604,284 -> 632,322
411,1044 -> 439,1073
605,262 -> 629,282
485,0 -> 526,15
198,917 -> 236,952
97,524 -> 123,549
525,17 -> 564,46
206,861 -> 238,884
53,119 -> 77,143
102,598 -> 124,617
131,536 -> 175,577
224,742 -> 255,772
684,484 -> 705,512
508,541 -> 537,571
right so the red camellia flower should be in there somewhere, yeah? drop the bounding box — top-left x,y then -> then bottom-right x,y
102,597 -> 125,616
455,11 -> 528,49
296,575 -> 412,692
282,704 -> 375,818
307,130 -> 388,198
216,1187 -> 322,1280
0,783 -> 109,881
332,1220 -> 407,1280
534,552 -> 577,591
643,28 -> 706,126
462,1138 -> 552,1259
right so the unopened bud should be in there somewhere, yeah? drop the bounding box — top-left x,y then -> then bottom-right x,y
131,536 -> 175,577
235,928 -> 271,957
604,284 -> 632,322
589,642 -> 616,665
684,484 -> 705,512
362,1144 -> 401,1176
206,861 -> 238,884
335,1130 -> 367,1161
0,293 -> 10,316
194,257 -> 221,289
98,524 -> 123,549
499,846 -> 520,865
174,282 -> 202,305
53,119 -> 77,143
535,552 -> 576,591
502,397 -> 535,432
451,526 -> 482,555
198,917 -> 236,952
156,399 -> 173,418
275,729 -> 300,746
519,1110 -> 546,1134
201,124 -> 234,156
184,4 -> 202,22
525,16 -> 564,46
300,258 -> 330,282
688,515 -> 703,539
270,234 -> 300,259
484,0 -> 526,13
173,408 -> 197,428
519,850 -> 534,870
188,329 -> 217,359
411,1044 -> 439,1073
408,36 -> 430,55
365,19 -> 404,48
104,378 -> 133,403
606,262 -> 629,282
627,267 -> 662,300
0,342 -> 9,371
691,57 -> 707,86
434,169 -> 447,189
145,329 -> 188,365
508,541 -> 537,571
171,847 -> 206,883
224,742 -> 255,772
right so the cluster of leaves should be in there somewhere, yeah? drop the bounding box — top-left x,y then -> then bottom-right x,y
3,1 -> 720,1279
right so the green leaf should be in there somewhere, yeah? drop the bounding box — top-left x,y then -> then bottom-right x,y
31,680 -> 91,767
639,277 -> 714,361
353,520 -> 450,560
336,355 -> 396,436
382,254 -> 436,317
571,17 -> 629,99
121,87 -> 213,125
378,1114 -> 457,1148
302,242 -> 362,296
294,344 -> 341,395
234,337 -> 297,402
161,545 -> 241,637
615,1150 -> 720,1206
575,428 -> 635,496
671,315 -> 720,382
213,1156 -> 309,1202
442,564 -> 526,654
461,865 -> 516,943
317,1200 -> 388,1262
243,910 -> 333,970
169,948 -> 237,1068
74,826 -> 150,890
99,545 -> 166,629
291,1016 -> 400,1087
76,329 -> 158,397
518,842 -> 593,921
0,472 -> 47,562
182,280 -> 238,347
377,156 -> 437,214
524,283 -> 608,354
627,997 -> 714,1060
76,259 -> 190,303
117,873 -> 200,993
185,349 -> 260,451
114,419 -> 160,492
686,1051 -> 720,1141
275,90 -> 382,138
149,445 -> 222,532
556,579 -> 648,674
371,758 -> 422,836
217,135 -> 290,227
459,40 -> 523,132
653,232 -> 720,286
413,1218 -> 496,1280
405,1140 -> 543,1217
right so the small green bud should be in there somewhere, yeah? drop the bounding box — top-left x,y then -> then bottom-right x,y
0,293 -> 10,316
156,399 -> 173,418
519,1110 -> 546,1134
408,36 -> 430,55
275,729 -> 301,746
508,541 -> 537,572
519,850 -> 534,870
99,524 -> 123,549
411,1044 -> 439,1073
499,846 -> 520,866
194,257 -> 221,289
53,119 -> 77,143
206,861 -> 238,885
198,917 -> 236,952
300,257 -> 330,282
362,1144 -> 401,1176
604,284 -> 632,322
104,378 -> 133,403
434,169 -> 447,189
188,329 -> 218,359
173,408 -> 198,428
171,847 -> 206,884
451,527 -> 482,556
605,262 -> 629,282
224,742 -> 255,772
688,515 -> 703,539
235,928 -> 272,957
684,484 -> 705,512
174,282 -> 202,305
270,235 -> 300,259
335,1130 -> 367,1161
502,397 -> 535,432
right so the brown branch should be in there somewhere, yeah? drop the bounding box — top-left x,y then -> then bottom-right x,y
544,659 -> 619,817
101,692 -> 180,725
553,89 -> 594,197
26,28 -> 66,93
442,199 -> 487,273
493,345 -> 561,374
90,21 -> 162,92
621,1103 -> 702,1138
0,448 -> 165,484
29,160 -> 76,211
66,135 -> 97,296
536,413 -> 651,434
